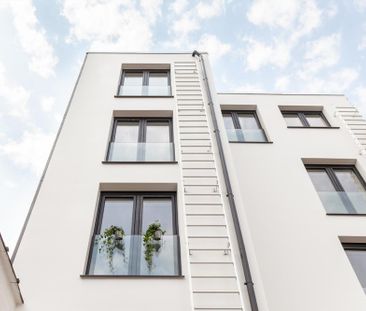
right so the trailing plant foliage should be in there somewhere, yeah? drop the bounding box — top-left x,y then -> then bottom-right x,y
143,222 -> 166,271
98,225 -> 125,271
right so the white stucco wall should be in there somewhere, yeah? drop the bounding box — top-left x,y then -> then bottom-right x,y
12,52 -> 366,311
217,92 -> 366,310
12,53 -> 196,311
0,258 -> 16,311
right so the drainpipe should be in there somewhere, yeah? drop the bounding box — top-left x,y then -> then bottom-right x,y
192,50 -> 259,311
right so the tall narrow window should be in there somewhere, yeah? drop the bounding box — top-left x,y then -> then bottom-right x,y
88,193 -> 180,276
222,111 -> 267,142
282,111 -> 330,128
343,243 -> 366,294
107,118 -> 174,162
118,70 -> 171,96
306,165 -> 366,214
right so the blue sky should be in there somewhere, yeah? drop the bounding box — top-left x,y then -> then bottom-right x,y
1,0 -> 366,251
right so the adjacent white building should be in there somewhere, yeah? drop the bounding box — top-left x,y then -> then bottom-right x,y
2,52 -> 366,310
0,234 -> 22,311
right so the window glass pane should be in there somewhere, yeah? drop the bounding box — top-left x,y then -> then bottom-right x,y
149,72 -> 168,86
123,72 -> 143,86
305,114 -> 328,127
345,248 -> 366,293
114,122 -> 139,142
335,170 -> 365,192
100,198 -> 134,234
238,113 -> 259,129
283,114 -> 303,127
223,115 -> 235,129
145,122 -> 170,142
141,198 -> 173,235
308,169 -> 336,192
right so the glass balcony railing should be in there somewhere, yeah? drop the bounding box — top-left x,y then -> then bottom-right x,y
108,142 -> 174,162
225,129 -> 267,142
88,235 -> 180,276
317,191 -> 366,214
118,85 -> 172,96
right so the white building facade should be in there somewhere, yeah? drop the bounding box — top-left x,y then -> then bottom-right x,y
4,52 -> 366,311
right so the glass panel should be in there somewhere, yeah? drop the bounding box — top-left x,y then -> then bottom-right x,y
283,114 -> 303,127
345,249 -> 366,294
146,122 -> 170,142
89,235 -> 179,276
238,113 -> 260,129
149,72 -> 168,86
223,115 -> 235,129
108,142 -> 174,161
317,192 -> 354,214
89,234 -> 132,275
225,129 -> 267,142
335,169 -> 366,213
124,72 -> 143,86
139,235 -> 179,275
144,143 -> 174,161
308,169 -> 348,213
114,122 -> 139,142
305,114 -> 328,127
119,72 -> 144,95
335,170 -> 365,192
141,198 -> 174,234
308,169 -> 336,192
100,198 -> 134,234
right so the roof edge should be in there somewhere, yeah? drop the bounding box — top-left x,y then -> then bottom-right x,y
217,92 -> 345,96
86,51 -> 209,55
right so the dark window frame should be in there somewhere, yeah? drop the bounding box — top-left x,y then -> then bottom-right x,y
306,164 -> 366,214
282,111 -> 331,128
222,110 -> 268,142
342,243 -> 366,294
86,191 -> 181,276
117,69 -> 171,96
106,117 -> 175,162
343,243 -> 366,251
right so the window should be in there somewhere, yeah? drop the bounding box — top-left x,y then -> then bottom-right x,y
306,165 -> 366,214
118,70 -> 171,96
87,192 -> 180,276
107,118 -> 174,162
222,111 -> 268,142
282,111 -> 330,128
343,244 -> 366,294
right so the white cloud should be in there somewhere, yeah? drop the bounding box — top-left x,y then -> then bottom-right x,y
243,38 -> 291,71
196,0 -> 225,19
172,15 -> 200,38
244,0 -> 322,71
62,0 -> 163,51
197,34 -> 231,62
0,128 -> 55,176
275,76 -> 291,91
354,0 -> 366,10
354,85 -> 366,116
298,67 -> 359,93
304,33 -> 341,72
247,0 -> 300,29
359,36 -> 366,50
326,3 -> 338,18
0,62 -> 30,118
40,96 -> 55,112
5,0 -> 58,78
167,0 -> 226,49
233,83 -> 265,93
169,0 -> 188,14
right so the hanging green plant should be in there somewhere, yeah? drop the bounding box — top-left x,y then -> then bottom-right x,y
143,222 -> 166,271
98,225 -> 125,271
